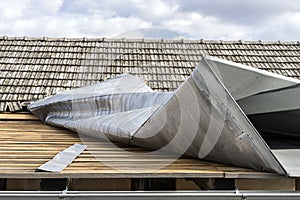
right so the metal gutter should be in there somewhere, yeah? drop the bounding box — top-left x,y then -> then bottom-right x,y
0,191 -> 299,200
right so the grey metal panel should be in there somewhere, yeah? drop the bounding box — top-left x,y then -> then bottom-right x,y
29,74 -> 172,143
205,55 -> 300,142
272,149 -> 300,177
36,144 -> 87,172
206,55 -> 300,101
28,73 -> 154,111
237,85 -> 300,115
130,56 -> 285,174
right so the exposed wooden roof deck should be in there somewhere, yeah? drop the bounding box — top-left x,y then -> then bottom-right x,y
0,112 -> 283,179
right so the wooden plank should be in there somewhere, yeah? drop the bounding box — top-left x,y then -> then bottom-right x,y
0,158 -> 206,166
0,124 -> 65,131
225,171 -> 283,179
0,113 -> 39,121
0,171 -> 225,179
0,121 -> 43,125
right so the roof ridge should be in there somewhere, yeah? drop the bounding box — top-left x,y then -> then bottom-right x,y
0,36 -> 299,45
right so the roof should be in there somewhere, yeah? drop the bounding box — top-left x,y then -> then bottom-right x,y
0,112 -> 281,179
0,37 -> 297,181
1,36 -> 300,111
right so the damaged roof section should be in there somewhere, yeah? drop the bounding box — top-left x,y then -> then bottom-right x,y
1,37 -> 300,112
29,55 -> 300,176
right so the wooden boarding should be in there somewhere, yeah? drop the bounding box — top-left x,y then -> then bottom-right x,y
0,113 -> 39,121
0,113 -> 284,179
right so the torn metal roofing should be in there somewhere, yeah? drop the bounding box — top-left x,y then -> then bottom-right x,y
29,54 -> 300,176
36,143 -> 87,172
1,36 -> 300,111
206,56 -> 300,140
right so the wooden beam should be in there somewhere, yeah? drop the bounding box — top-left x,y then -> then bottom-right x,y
0,113 -> 38,121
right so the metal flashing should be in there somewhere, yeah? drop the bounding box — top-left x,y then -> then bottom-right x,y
36,144 -> 87,172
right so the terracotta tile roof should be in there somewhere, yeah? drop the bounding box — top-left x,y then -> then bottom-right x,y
1,36 -> 300,111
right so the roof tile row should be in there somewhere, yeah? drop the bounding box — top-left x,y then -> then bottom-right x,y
0,37 -> 300,111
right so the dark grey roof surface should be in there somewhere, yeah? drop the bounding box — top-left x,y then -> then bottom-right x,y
1,36 -> 300,111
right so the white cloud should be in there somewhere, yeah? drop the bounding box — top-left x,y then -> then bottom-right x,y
161,11 -> 250,40
249,12 -> 300,40
0,0 -> 30,19
2,12 -> 151,38
131,0 -> 179,21
31,0 -> 64,14
0,0 -> 299,40
0,0 -> 64,20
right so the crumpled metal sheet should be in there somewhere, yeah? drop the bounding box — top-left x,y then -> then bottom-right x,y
29,74 -> 172,143
29,55 -> 291,176
205,56 -> 300,177
36,144 -> 87,172
205,56 -> 300,101
205,55 -> 300,114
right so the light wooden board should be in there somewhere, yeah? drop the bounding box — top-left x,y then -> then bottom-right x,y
0,113 -> 284,179
0,113 -> 39,121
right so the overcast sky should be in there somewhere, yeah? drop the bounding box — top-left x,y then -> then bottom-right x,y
0,0 -> 300,41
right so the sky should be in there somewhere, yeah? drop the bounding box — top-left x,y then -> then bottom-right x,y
0,0 -> 300,41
